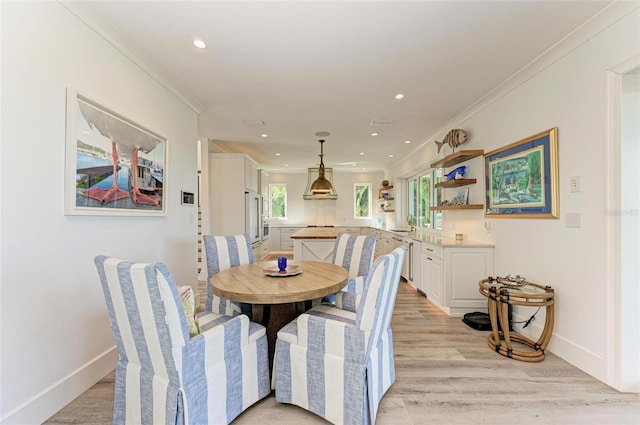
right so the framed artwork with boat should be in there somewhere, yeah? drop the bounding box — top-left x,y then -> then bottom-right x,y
484,128 -> 559,219
64,88 -> 167,216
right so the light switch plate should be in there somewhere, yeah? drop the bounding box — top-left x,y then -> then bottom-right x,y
566,212 -> 581,228
570,176 -> 580,193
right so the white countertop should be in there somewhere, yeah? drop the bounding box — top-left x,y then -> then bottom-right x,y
269,224 -> 494,247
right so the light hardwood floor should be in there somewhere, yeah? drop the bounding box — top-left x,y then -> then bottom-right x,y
45,281 -> 640,425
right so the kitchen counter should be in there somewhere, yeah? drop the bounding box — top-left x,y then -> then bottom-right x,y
290,227 -> 342,239
374,228 -> 495,248
291,228 -> 341,261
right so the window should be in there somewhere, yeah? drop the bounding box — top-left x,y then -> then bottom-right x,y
407,169 -> 442,230
418,173 -> 431,227
269,184 -> 287,219
354,183 -> 372,218
433,168 -> 443,230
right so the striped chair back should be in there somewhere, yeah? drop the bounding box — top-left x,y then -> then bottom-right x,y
331,233 -> 376,279
94,256 -> 186,386
356,246 -> 406,354
203,234 -> 254,311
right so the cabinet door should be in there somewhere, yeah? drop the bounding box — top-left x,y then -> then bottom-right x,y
245,159 -> 259,192
259,170 -> 269,197
444,248 -> 494,309
411,241 -> 422,287
279,227 -> 298,251
422,254 -> 443,306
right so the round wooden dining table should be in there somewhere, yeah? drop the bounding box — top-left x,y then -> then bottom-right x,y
210,260 -> 348,368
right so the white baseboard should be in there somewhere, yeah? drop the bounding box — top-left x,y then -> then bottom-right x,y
1,347 -> 117,425
513,312 -> 607,385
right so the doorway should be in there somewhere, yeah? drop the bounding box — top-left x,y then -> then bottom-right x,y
605,57 -> 640,393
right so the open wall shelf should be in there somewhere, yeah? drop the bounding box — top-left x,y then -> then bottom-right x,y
430,150 -> 484,168
430,204 -> 484,211
434,178 -> 477,188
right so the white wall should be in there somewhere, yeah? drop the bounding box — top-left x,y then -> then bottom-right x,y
390,8 -> 640,385
268,170 -> 384,226
0,2 -> 199,423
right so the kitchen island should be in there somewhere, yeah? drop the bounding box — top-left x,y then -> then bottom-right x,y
290,227 -> 342,261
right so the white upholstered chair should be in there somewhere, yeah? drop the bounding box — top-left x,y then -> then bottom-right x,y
95,256 -> 270,425
273,246 -> 406,425
203,234 -> 254,317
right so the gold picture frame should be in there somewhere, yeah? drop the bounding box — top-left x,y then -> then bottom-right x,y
484,128 -> 559,218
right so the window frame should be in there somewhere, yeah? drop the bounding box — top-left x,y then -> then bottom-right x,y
406,168 -> 442,231
353,183 -> 372,219
269,183 -> 287,219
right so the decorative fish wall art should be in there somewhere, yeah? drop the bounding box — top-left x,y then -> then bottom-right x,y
435,129 -> 469,153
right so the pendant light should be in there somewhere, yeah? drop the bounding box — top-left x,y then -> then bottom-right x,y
310,140 -> 333,194
304,137 -> 337,200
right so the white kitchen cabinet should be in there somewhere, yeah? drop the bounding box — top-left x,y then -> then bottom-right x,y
253,241 -> 269,261
444,247 -> 494,313
245,159 -> 259,192
278,226 -> 301,251
411,240 -> 422,288
420,240 -> 494,317
259,169 -> 269,197
372,229 -> 403,258
336,227 -> 361,235
209,153 -> 260,237
421,247 -> 444,306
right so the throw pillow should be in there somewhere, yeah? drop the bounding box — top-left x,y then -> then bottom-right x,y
178,285 -> 201,337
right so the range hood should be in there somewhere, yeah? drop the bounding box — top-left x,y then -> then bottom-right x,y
303,167 -> 338,200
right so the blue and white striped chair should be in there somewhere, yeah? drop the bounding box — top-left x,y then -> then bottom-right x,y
203,234 -> 254,317
95,256 -> 270,425
273,246 -> 406,425
331,232 -> 376,294
320,233 -> 375,306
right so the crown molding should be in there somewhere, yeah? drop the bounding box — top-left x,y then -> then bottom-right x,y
59,1 -> 203,114
391,1 -> 640,174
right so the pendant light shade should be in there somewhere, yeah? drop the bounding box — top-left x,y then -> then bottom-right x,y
304,140 -> 338,200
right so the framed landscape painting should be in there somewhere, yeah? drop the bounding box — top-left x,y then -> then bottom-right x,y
64,88 -> 167,216
484,128 -> 559,218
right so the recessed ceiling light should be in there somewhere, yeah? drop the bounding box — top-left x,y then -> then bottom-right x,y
388,154 -> 394,158
192,39 -> 207,49
261,133 -> 268,138
370,132 -> 378,136
284,164 -> 289,167
405,140 -> 411,144
359,152 -> 365,155
275,153 -> 281,156
395,93 -> 404,100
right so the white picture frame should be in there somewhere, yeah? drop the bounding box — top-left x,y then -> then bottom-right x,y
64,88 -> 167,216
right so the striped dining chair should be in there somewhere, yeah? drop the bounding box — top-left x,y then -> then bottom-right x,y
203,234 -> 254,317
320,233 -> 376,306
273,246 -> 406,425
332,232 -> 376,293
94,256 -> 270,425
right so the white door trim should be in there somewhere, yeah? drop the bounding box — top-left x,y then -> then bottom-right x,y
604,54 -> 640,392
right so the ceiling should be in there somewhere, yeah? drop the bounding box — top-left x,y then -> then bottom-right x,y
63,1 -> 611,172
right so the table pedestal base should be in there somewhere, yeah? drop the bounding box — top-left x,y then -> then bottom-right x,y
261,303 -> 298,370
